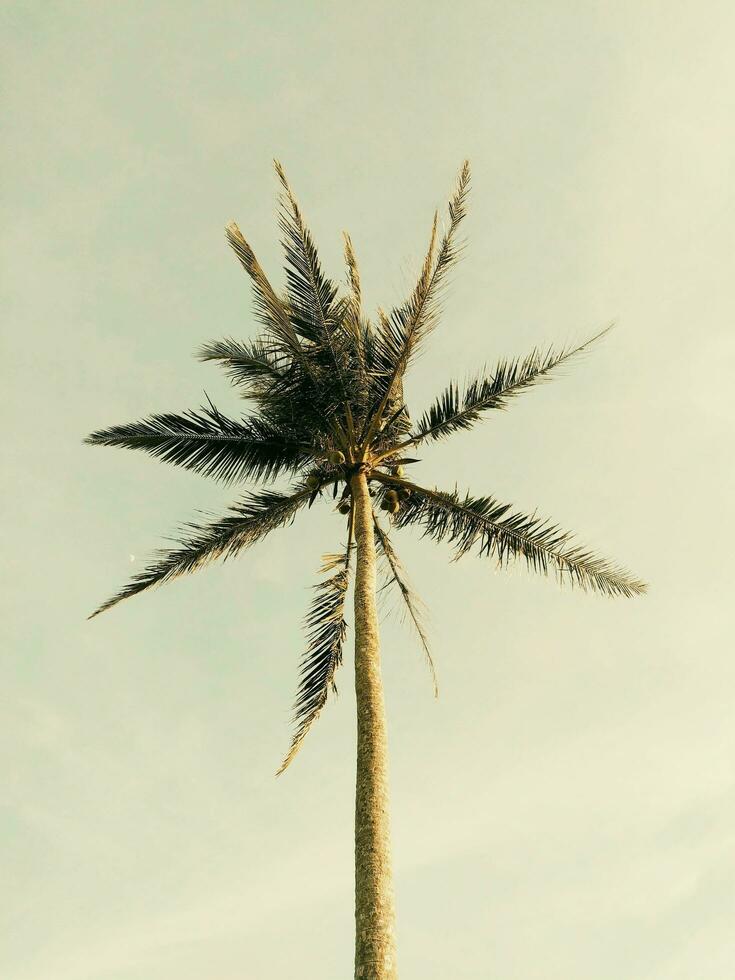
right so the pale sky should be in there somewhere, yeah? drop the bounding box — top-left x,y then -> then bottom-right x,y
3,2 -> 735,978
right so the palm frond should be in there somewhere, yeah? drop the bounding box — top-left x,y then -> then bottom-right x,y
343,231 -> 361,316
340,233 -> 379,425
197,337 -> 341,444
373,515 -> 437,696
277,539 -> 353,775
89,486 -> 311,619
85,406 -> 314,484
367,215 -> 437,413
197,337 -> 290,398
225,222 -> 307,358
381,476 -> 647,598
367,161 -> 471,436
274,161 -> 352,404
409,326 -> 613,446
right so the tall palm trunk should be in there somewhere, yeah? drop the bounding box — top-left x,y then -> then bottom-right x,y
351,470 -> 397,979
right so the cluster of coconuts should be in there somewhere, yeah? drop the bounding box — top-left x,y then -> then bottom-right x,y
379,466 -> 409,516
307,452 -> 409,517
380,490 -> 401,515
305,449 -> 347,491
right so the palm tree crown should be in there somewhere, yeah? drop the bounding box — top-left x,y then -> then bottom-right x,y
87,160 -> 646,772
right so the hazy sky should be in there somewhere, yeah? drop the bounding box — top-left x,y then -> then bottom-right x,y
3,2 -> 734,978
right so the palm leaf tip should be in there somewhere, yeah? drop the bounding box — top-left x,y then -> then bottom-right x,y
224,220 -> 255,268
343,231 -> 361,309
449,160 -> 471,224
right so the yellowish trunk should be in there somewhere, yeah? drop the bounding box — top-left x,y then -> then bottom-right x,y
351,471 -> 398,979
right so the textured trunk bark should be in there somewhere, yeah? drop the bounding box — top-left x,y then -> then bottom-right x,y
351,471 -> 398,980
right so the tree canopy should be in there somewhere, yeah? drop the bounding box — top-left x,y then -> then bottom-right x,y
87,161 -> 646,770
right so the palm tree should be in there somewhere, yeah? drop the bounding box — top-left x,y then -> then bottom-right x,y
86,161 -> 646,980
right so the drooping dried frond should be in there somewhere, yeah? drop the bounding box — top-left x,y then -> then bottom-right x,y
385,477 -> 647,598
373,515 -> 437,696
89,486 -> 312,619
85,405 -> 314,484
367,161 -> 471,438
277,541 -> 353,774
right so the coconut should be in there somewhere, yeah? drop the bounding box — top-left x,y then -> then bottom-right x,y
305,474 -> 321,490
381,489 -> 400,514
327,450 -> 346,466
337,498 -> 351,515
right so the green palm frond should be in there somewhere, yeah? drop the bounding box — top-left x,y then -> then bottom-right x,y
85,405 -> 314,484
89,486 -> 312,619
277,539 -> 353,775
408,326 -> 613,447
373,515 -> 437,696
381,476 -> 647,598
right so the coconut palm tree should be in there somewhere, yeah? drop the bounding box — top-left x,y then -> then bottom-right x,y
86,161 -> 646,980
